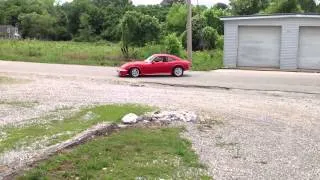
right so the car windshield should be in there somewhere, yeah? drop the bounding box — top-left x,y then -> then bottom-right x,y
144,55 -> 155,63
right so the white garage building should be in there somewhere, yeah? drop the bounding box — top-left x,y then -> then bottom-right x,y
221,14 -> 320,71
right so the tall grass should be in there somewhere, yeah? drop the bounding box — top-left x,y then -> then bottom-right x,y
0,39 -> 124,66
192,49 -> 223,71
0,39 -> 223,70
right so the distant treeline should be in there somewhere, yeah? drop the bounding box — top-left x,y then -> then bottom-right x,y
0,0 -> 319,48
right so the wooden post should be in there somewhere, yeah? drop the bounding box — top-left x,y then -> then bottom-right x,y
186,0 -> 192,62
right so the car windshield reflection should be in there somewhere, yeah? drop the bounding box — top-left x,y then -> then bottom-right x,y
144,55 -> 155,63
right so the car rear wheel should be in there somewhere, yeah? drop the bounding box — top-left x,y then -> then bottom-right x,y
130,68 -> 140,78
173,66 -> 184,77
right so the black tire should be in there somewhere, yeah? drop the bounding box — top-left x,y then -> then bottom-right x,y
172,66 -> 184,77
129,68 -> 140,78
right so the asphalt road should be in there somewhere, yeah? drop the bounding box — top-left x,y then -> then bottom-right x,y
1,60 -> 320,94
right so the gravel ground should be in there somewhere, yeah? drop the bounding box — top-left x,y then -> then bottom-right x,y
1,69 -> 320,179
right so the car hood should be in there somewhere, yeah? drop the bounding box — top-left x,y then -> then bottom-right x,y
121,61 -> 145,69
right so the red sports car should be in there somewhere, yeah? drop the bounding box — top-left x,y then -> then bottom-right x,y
117,54 -> 192,77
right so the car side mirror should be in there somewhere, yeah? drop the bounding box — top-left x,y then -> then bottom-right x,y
151,61 -> 155,64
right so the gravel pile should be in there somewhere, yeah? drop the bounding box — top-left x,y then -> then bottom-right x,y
122,111 -> 198,124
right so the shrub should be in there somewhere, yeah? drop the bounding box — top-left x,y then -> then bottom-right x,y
192,49 -> 223,71
164,33 -> 183,56
180,31 -> 187,49
202,26 -> 219,50
216,35 -> 224,49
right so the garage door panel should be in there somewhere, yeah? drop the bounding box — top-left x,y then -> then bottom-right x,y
299,27 -> 320,70
238,26 -> 281,68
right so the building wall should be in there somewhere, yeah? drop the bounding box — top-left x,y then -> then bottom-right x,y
0,25 -> 19,39
223,17 -> 320,70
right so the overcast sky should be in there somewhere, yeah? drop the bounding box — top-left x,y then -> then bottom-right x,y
61,0 -> 230,6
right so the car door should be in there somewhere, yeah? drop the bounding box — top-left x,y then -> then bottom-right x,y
165,56 -> 178,73
145,56 -> 167,74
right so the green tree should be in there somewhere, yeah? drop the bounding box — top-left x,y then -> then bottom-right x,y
0,1 -> 5,24
62,0 -> 95,37
298,0 -> 316,12
166,4 -> 187,34
100,6 -> 124,41
191,15 -> 207,50
213,3 -> 229,10
135,5 -> 170,22
54,5 -> 72,40
203,8 -> 230,35
75,13 -> 95,41
94,0 -> 132,41
161,0 -> 185,6
93,0 -> 132,7
181,15 -> 207,50
264,0 -> 303,13
230,0 -> 269,15
120,11 -> 161,57
121,11 -> 160,47
2,0 -> 45,26
19,12 -> 56,39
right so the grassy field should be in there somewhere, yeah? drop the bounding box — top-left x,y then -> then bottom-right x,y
0,104 -> 152,154
0,39 -> 223,71
17,128 -> 210,180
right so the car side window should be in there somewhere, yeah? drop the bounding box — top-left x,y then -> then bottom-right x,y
167,57 -> 176,62
153,56 -> 165,62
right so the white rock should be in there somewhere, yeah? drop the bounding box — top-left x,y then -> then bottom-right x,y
121,113 -> 138,124
148,111 -> 197,122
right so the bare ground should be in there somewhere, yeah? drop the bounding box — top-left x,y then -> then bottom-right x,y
0,63 -> 320,179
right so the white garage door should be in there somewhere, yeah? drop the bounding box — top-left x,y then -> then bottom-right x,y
298,27 -> 320,70
237,26 -> 281,68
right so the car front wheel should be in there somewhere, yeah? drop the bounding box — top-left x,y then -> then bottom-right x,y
172,67 -> 184,77
130,68 -> 140,78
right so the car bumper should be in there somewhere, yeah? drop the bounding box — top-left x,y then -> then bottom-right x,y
117,68 -> 129,76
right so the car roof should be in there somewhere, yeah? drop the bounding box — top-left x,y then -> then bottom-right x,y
153,54 -> 181,59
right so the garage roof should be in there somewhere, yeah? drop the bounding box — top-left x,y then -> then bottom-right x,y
221,14 -> 320,21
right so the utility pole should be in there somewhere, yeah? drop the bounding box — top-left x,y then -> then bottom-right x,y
186,0 -> 192,62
